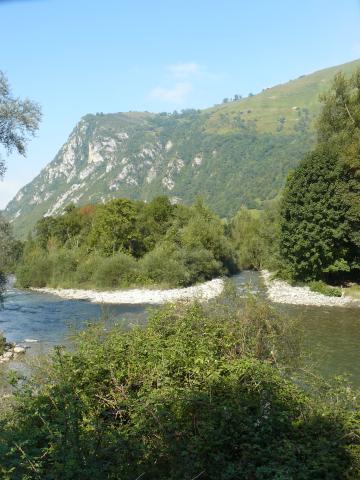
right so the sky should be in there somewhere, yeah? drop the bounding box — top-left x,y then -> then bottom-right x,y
0,0 -> 360,208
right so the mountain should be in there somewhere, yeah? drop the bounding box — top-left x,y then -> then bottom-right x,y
5,58 -> 360,238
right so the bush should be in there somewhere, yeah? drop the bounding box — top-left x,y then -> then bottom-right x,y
179,245 -> 223,284
16,251 -> 51,288
0,271 -> 5,305
309,280 -> 342,297
139,243 -> 190,286
0,332 -> 5,355
93,253 -> 140,288
74,255 -> 103,285
0,295 -> 358,479
48,248 -> 79,287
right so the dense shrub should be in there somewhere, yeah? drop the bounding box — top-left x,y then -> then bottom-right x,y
93,253 -> 140,288
139,243 -> 189,286
16,197 -> 238,290
308,280 -> 342,297
47,248 -> 79,287
74,255 -> 102,285
0,271 -> 6,305
0,295 -> 358,479
15,250 -> 51,288
230,202 -> 281,271
0,332 -> 5,355
179,245 -> 222,284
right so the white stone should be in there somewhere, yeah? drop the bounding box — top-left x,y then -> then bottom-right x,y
146,166 -> 157,184
162,177 -> 175,190
261,270 -> 360,307
14,346 -> 26,354
31,278 -> 224,305
88,142 -> 104,164
192,155 -> 203,167
165,140 -> 173,151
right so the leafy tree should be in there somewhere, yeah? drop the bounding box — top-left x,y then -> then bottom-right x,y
17,197 -> 238,289
0,72 -> 40,305
230,202 -> 281,271
138,196 -> 175,251
230,209 -> 263,269
0,215 -> 23,301
87,199 -> 141,256
0,71 -> 41,177
280,70 -> 360,282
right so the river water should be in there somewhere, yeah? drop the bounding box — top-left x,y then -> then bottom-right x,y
1,271 -> 359,386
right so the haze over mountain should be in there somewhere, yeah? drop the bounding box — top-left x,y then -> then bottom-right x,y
5,58 -> 360,238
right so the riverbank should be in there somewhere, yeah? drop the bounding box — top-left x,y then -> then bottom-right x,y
30,278 -> 225,304
0,342 -> 26,364
261,270 -> 360,307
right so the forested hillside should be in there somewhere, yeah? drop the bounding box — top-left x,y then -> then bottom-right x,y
5,58 -> 360,237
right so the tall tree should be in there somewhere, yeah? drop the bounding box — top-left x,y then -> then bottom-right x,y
0,72 -> 41,301
0,71 -> 41,177
280,70 -> 360,282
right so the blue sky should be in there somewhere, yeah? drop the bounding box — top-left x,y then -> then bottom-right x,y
0,0 -> 360,207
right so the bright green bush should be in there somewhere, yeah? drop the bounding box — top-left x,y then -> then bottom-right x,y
0,295 -> 358,479
93,253 -> 140,288
309,280 -> 342,297
139,243 -> 189,286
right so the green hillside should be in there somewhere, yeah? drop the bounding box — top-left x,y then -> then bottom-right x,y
5,58 -> 360,238
207,58 -> 360,134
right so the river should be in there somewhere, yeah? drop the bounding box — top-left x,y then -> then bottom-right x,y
1,271 -> 359,386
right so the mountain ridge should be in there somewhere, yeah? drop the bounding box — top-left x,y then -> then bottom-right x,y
5,58 -> 360,238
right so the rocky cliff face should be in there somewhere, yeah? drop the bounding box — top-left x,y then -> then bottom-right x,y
6,58 -> 360,237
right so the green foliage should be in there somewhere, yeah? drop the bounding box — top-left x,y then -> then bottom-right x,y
230,208 -> 264,269
0,71 -> 41,178
0,332 -> 5,355
308,281 -> 342,297
0,295 -> 359,479
15,243 -> 51,288
280,70 -> 360,282
92,253 -> 140,288
0,272 -> 5,306
139,242 -> 189,286
74,254 -> 102,285
16,197 -> 237,289
87,199 -> 142,256
0,215 -> 23,273
230,201 -> 281,271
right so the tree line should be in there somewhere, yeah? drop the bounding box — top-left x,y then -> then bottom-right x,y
16,197 -> 237,289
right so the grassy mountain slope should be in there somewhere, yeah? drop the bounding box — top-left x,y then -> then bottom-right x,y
5,58 -> 360,238
206,58 -> 360,134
